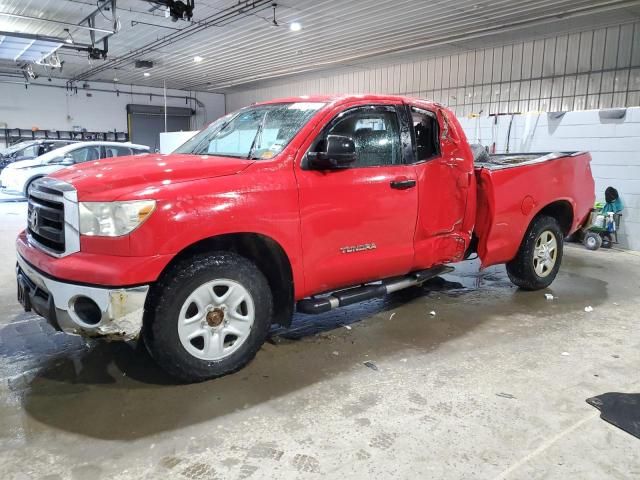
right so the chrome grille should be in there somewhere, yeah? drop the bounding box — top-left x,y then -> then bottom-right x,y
28,190 -> 65,253
27,178 -> 80,258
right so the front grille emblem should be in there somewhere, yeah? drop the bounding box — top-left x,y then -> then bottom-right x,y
29,208 -> 39,231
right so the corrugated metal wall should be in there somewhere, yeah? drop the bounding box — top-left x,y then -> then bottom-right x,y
226,21 -> 640,115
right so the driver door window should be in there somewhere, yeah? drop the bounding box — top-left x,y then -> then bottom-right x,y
318,107 -> 402,167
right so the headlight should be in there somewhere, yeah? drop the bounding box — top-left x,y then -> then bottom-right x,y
79,200 -> 156,237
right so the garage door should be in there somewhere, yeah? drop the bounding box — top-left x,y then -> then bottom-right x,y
126,104 -> 194,152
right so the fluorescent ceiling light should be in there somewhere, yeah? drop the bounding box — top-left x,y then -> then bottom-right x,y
143,72 -> 150,77
289,22 -> 301,32
193,56 -> 203,63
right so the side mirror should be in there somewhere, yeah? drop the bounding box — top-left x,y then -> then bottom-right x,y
307,135 -> 357,170
48,156 -> 74,166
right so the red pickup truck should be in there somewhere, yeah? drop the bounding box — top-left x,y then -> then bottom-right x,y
16,95 -> 594,382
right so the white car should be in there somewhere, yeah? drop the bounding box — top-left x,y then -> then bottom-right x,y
0,141 -> 150,196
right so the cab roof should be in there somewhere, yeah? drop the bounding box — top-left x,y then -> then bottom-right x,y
254,94 -> 440,109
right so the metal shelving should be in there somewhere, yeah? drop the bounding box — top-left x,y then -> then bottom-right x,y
1,128 -> 129,147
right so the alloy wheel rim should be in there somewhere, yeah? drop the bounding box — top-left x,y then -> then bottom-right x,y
533,230 -> 557,278
177,279 -> 255,361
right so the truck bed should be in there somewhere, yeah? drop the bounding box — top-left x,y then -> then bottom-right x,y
476,151 -> 582,169
473,151 -> 595,268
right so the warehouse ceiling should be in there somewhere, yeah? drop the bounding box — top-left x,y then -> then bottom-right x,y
0,0 -> 639,92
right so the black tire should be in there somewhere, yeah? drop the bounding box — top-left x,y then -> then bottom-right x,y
506,215 -> 564,290
142,251 -> 273,382
583,232 -> 602,250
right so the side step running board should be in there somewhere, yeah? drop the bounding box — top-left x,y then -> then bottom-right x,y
297,265 -> 454,314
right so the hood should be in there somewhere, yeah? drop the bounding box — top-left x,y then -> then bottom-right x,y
5,158 -> 43,170
51,153 -> 254,196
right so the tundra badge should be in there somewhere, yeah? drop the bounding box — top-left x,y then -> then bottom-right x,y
340,243 -> 377,254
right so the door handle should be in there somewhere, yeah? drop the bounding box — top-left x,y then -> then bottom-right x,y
390,179 -> 416,190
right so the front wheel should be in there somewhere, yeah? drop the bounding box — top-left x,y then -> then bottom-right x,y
143,252 -> 273,382
506,215 -> 564,290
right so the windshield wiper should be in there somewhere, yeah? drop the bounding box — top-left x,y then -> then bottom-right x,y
247,112 -> 267,159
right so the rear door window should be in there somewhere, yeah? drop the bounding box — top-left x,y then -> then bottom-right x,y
104,146 -> 133,158
410,107 -> 440,162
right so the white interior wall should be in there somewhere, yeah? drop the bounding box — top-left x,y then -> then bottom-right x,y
225,21 -> 640,114
0,79 -> 225,136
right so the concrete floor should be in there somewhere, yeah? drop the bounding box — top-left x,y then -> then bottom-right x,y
0,199 -> 639,480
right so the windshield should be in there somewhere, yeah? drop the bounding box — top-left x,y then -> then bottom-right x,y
174,102 -> 325,159
1,141 -> 37,156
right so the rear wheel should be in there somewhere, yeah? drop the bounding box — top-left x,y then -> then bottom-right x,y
506,215 -> 563,290
143,252 -> 273,382
583,232 -> 602,250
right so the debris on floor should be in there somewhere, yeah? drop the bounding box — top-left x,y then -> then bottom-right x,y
561,352 -> 570,356
429,311 -> 436,316
343,325 -> 352,330
332,351 -> 340,356
363,361 -> 379,371
587,392 -> 640,439
584,306 -> 594,312
545,293 -> 555,300
389,312 -> 396,320
496,392 -> 516,399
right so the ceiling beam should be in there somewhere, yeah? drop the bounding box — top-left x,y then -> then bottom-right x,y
13,39 -> 35,62
0,31 -> 93,51
0,12 -> 115,34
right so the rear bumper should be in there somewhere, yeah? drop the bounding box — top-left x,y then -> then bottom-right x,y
16,253 -> 149,340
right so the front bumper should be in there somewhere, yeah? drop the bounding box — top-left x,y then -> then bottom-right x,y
16,254 -> 149,340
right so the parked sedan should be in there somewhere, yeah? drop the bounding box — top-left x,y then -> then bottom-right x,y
0,140 -> 78,171
0,141 -> 150,196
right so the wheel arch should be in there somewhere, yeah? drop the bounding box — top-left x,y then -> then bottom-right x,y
24,174 -> 45,195
153,232 -> 295,328
534,199 -> 574,236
